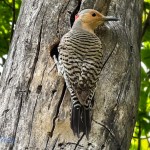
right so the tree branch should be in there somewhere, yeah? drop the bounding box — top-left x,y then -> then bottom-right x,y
142,11 -> 150,38
10,0 -> 16,41
137,124 -> 141,150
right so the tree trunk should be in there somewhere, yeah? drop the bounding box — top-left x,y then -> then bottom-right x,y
0,0 -> 143,149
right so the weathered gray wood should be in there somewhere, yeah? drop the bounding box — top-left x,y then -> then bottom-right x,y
0,0 -> 143,149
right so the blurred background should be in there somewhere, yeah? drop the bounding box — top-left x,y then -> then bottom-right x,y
0,0 -> 150,149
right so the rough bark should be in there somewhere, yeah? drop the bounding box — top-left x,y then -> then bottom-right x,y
0,0 -> 142,149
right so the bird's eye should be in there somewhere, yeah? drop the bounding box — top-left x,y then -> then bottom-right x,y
92,13 -> 96,17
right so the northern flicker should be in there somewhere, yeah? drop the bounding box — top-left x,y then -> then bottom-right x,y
58,9 -> 118,138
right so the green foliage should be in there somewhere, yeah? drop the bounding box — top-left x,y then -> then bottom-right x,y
0,0 -> 21,58
130,0 -> 150,149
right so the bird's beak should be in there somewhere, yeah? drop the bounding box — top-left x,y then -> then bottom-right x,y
103,16 -> 119,21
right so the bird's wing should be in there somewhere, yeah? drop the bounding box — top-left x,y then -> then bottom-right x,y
76,41 -> 103,105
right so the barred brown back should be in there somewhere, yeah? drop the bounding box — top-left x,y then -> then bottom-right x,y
58,27 -> 103,138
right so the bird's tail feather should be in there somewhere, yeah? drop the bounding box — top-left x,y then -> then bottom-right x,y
83,106 -> 91,139
71,102 -> 91,138
71,105 -> 82,137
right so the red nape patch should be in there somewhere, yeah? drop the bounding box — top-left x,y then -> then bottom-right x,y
75,15 -> 79,20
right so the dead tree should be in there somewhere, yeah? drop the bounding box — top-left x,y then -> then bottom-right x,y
0,0 -> 143,149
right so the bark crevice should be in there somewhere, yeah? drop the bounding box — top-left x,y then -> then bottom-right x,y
74,133 -> 84,150
49,82 -> 66,138
69,0 -> 81,27
101,23 -> 118,70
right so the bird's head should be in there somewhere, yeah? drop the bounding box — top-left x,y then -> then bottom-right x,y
74,9 -> 118,32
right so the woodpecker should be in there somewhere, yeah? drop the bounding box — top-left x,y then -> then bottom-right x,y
58,9 -> 118,138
